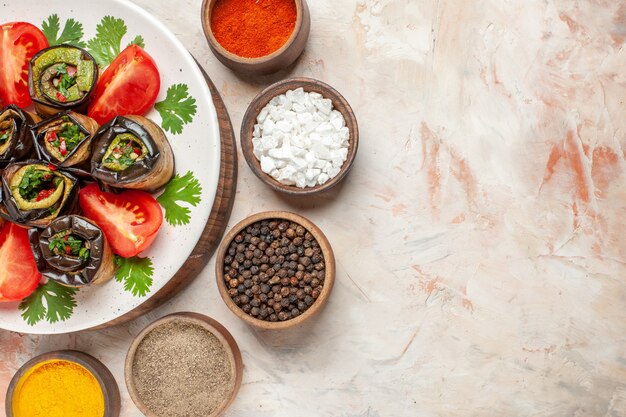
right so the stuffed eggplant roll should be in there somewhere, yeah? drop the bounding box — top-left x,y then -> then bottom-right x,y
0,161 -> 78,228
29,215 -> 115,287
91,115 -> 174,192
32,111 -> 99,168
0,105 -> 40,168
29,45 -> 98,117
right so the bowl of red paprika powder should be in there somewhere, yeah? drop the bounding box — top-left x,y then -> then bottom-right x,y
201,0 -> 311,75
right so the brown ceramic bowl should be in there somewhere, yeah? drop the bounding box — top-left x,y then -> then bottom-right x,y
216,211 -> 335,330
201,0 -> 311,75
241,77 -> 359,196
6,350 -> 120,417
125,312 -> 243,417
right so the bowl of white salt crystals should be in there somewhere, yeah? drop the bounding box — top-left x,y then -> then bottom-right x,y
241,77 -> 359,195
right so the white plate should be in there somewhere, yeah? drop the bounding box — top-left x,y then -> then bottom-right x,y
0,0 -> 221,333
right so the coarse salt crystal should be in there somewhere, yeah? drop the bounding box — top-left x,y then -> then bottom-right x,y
252,88 -> 350,189
257,108 -> 269,124
317,173 -> 330,185
260,156 -> 275,173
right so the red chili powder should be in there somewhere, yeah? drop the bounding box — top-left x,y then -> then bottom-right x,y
211,0 -> 297,58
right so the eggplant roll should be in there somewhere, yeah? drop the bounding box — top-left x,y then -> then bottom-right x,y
32,111 -> 99,168
0,161 -> 78,228
0,105 -> 41,168
91,115 -> 175,192
29,215 -> 115,287
29,45 -> 98,117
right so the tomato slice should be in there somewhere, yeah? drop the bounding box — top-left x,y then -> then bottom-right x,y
0,222 -> 41,302
88,44 -> 160,125
0,22 -> 49,108
79,183 -> 163,258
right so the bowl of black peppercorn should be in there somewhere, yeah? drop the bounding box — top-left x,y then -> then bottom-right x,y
216,211 -> 335,330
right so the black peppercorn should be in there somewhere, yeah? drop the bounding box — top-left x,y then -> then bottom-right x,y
223,218 -> 325,323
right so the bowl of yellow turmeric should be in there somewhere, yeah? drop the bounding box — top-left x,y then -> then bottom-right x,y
5,350 -> 120,417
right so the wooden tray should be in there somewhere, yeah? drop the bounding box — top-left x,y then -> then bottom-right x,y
92,64 -> 238,330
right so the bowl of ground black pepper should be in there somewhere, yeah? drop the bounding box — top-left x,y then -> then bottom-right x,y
216,211 -> 335,329
201,0 -> 311,74
125,313 -> 243,417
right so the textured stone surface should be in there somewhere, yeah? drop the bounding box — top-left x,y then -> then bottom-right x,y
2,0 -> 626,416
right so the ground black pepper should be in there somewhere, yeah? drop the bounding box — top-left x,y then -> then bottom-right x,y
224,219 -> 325,322
132,320 -> 235,417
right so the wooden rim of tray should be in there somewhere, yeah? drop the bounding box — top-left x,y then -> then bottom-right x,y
90,62 -> 238,330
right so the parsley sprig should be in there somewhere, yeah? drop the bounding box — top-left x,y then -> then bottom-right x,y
155,84 -> 198,135
157,171 -> 202,226
19,281 -> 78,326
115,256 -> 154,297
86,16 -> 145,67
42,14 -> 86,48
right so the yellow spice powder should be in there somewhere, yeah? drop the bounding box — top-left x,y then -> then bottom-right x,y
12,359 -> 104,417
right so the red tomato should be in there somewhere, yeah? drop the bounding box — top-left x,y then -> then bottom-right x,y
88,44 -> 160,125
0,22 -> 49,107
79,184 -> 163,258
0,222 -> 41,302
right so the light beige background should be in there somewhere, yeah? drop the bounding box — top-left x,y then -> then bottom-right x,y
2,0 -> 626,416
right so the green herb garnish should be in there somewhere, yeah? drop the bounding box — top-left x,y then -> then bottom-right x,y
58,75 -> 77,98
42,14 -> 86,48
155,84 -> 197,135
86,16 -> 144,67
79,247 -> 90,260
17,167 -> 56,201
48,233 -> 89,259
157,171 -> 202,226
102,135 -> 145,171
0,130 -> 10,145
59,123 -> 85,152
19,280 -> 78,325
115,256 -> 154,297
128,35 -> 145,49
